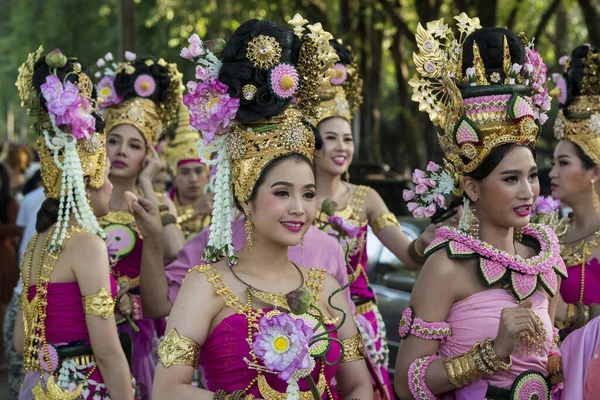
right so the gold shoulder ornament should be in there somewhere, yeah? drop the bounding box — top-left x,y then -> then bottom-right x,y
82,287 -> 115,319
340,333 -> 366,363
158,328 -> 201,368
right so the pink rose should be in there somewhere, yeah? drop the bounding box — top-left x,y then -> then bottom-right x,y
407,202 -> 418,212
424,204 -> 437,217
403,189 -> 415,201
188,33 -> 202,46
435,194 -> 445,208
195,66 -> 208,80
423,178 -> 436,188
186,80 -> 197,93
125,51 -> 136,61
412,169 -> 425,183
426,161 -> 440,172
539,113 -> 548,125
189,43 -> 204,58
180,47 -> 193,59
413,207 -> 425,218
415,184 -> 428,195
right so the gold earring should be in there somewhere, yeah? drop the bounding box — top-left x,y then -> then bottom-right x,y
469,206 -> 480,239
245,213 -> 253,254
514,227 -> 523,243
345,170 -> 350,182
593,179 -> 600,214
86,191 -> 91,206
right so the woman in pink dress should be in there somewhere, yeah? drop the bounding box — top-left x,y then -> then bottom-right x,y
548,44 -> 600,332
95,51 -> 186,399
394,20 -> 565,400
13,47 -> 132,399
152,17 -> 373,399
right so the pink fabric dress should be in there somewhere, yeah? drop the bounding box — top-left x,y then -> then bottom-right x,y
192,265 -> 341,399
315,185 -> 392,399
20,279 -> 118,399
101,214 -> 165,400
560,258 -> 600,305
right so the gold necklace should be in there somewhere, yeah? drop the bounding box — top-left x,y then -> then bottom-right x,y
559,218 -> 600,266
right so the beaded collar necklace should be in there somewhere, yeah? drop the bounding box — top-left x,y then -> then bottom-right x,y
425,224 -> 567,301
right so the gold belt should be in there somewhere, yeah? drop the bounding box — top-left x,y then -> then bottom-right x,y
354,299 -> 376,316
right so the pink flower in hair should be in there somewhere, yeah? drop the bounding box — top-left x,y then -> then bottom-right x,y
412,169 -> 425,183
426,161 -> 440,172
125,51 -> 136,62
558,56 -> 569,66
134,74 -> 156,98
269,63 -> 299,100
330,63 -> 348,85
183,78 -> 240,145
97,76 -> 123,108
423,178 -> 436,188
195,66 -> 209,81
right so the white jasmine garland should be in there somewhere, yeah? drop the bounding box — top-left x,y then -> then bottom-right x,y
419,170 -> 454,205
44,115 -> 105,252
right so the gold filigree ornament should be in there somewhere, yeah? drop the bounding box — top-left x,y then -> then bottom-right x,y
158,328 -> 201,368
82,287 -> 115,319
340,333 -> 366,363
246,35 -> 282,70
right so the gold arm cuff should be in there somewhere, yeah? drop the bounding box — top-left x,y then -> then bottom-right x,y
158,328 -> 200,368
82,288 -> 115,320
372,212 -> 400,235
340,333 -> 365,363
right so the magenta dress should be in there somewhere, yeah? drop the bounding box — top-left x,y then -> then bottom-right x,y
560,258 -> 600,305
20,280 -> 118,399
101,212 -> 166,400
192,265 -> 341,399
316,185 -> 392,398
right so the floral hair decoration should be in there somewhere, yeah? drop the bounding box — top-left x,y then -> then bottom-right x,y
180,15 -> 338,263
95,51 -> 184,147
410,14 -> 552,195
16,47 -> 106,251
403,161 -> 454,218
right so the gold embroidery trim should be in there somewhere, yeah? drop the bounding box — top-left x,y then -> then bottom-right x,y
82,287 -> 115,320
354,299 -> 376,316
340,333 -> 365,363
158,328 -> 200,368
187,265 -> 246,313
257,371 -> 327,400
372,212 -> 400,234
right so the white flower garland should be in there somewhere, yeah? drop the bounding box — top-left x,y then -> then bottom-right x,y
354,305 -> 389,369
43,114 -> 105,251
196,136 -> 235,263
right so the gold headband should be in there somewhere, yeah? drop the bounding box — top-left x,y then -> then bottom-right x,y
164,104 -> 205,174
104,97 -> 162,146
228,108 -> 315,202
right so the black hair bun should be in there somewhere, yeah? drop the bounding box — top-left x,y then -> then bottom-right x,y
113,57 -> 171,104
566,44 -> 600,99
32,55 -> 104,132
461,28 -> 524,81
329,40 -> 353,65
219,19 -> 301,122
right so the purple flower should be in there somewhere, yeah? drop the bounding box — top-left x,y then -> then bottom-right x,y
403,189 -> 415,201
252,313 -> 313,382
426,161 -> 440,172
533,195 -> 560,215
183,79 -> 240,145
328,215 -> 361,238
424,204 -> 437,217
181,34 -> 204,59
415,184 -> 428,195
97,76 -> 123,109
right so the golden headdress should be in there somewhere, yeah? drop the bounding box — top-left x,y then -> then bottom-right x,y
410,14 -> 551,194
313,40 -> 363,125
181,15 -> 337,262
163,104 -> 205,175
98,54 -> 184,147
553,45 -> 600,164
16,46 -> 106,249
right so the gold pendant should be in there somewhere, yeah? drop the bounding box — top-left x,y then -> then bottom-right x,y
32,376 -> 83,400
249,287 -> 291,311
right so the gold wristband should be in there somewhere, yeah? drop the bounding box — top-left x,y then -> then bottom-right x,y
82,287 -> 115,320
340,333 -> 365,363
443,358 -> 462,389
372,212 -> 400,234
158,328 -> 200,368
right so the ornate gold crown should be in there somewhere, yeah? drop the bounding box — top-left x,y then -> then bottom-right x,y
163,104 -> 204,174
16,46 -> 106,199
228,107 -> 315,201
410,14 -> 545,193
554,49 -> 600,164
103,60 -> 184,147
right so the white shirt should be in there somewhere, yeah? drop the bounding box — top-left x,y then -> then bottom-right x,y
14,186 -> 45,295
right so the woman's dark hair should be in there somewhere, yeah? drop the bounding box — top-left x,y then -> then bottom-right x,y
466,143 -> 536,181
219,19 -> 301,122
461,28 -> 525,82
234,153 -> 315,211
0,164 -> 12,223
329,39 -> 353,65
562,45 -> 600,108
569,141 -> 596,169
36,198 -> 60,233
311,124 -> 323,150
32,55 -> 105,133
113,57 -> 172,104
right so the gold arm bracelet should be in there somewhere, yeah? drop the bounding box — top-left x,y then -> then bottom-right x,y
340,333 -> 365,363
158,328 -> 200,368
372,212 -> 400,235
82,287 -> 115,320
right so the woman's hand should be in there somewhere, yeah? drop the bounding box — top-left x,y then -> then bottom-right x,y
418,223 -> 441,247
493,300 -> 541,360
116,287 -> 132,317
138,146 -> 163,184
131,196 -> 163,239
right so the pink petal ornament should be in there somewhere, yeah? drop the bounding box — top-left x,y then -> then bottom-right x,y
134,74 -> 157,98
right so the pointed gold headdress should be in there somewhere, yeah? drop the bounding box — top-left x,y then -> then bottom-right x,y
163,104 -> 205,175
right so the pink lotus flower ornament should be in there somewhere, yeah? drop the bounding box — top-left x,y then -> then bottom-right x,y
97,76 -> 123,108
327,215 -> 361,238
